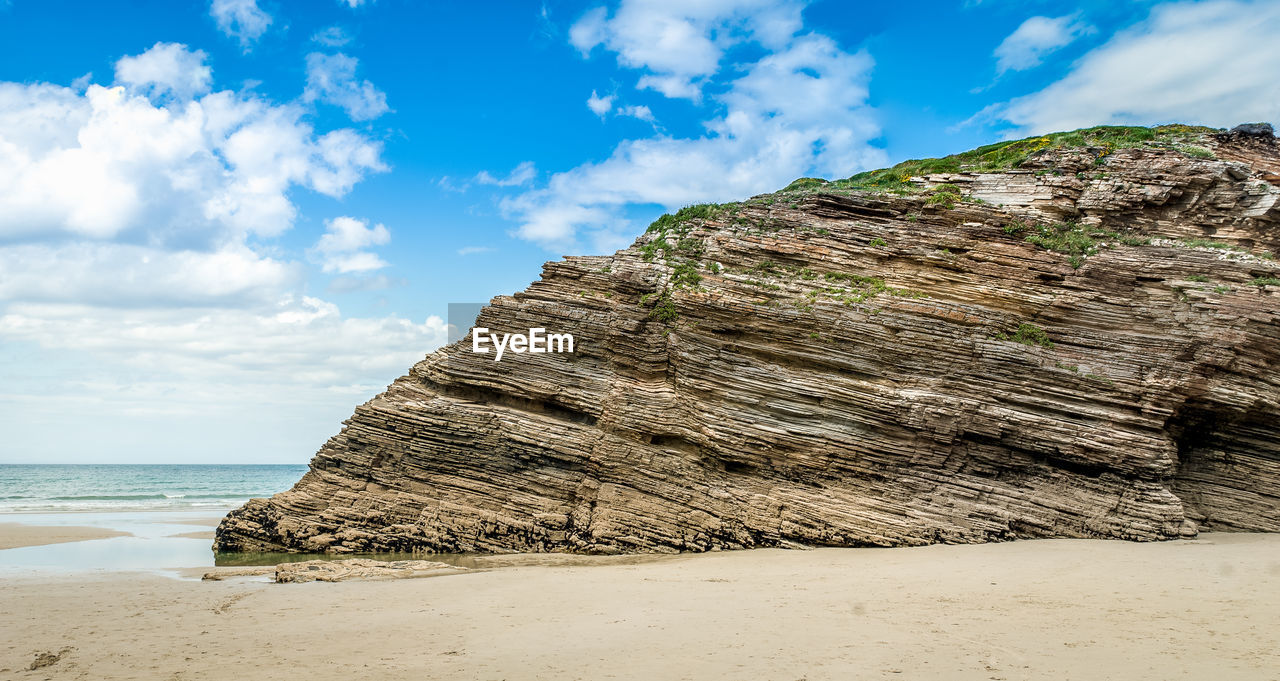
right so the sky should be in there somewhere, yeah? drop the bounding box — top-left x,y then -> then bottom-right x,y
1,0 -> 1277,464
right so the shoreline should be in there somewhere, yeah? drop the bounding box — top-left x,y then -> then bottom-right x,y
0,511 -> 230,574
1,533 -> 1277,679
0,507 -> 240,516
0,523 -> 132,550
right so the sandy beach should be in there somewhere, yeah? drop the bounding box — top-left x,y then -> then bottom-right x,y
2,527 -> 1278,680
0,523 -> 130,550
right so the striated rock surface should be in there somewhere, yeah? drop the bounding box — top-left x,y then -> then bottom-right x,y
274,559 -> 466,583
217,125 -> 1280,554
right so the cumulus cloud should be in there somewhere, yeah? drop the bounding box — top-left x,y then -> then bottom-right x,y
587,89 -> 614,116
988,0 -> 1280,134
994,14 -> 1092,74
311,216 -> 391,273
210,0 -> 273,49
506,9 -> 884,251
0,43 -> 433,463
475,161 -> 537,187
114,42 -> 212,99
570,0 -> 805,100
0,51 -> 386,247
303,52 -> 389,121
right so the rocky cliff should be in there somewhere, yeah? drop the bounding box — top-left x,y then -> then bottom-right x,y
216,124 -> 1280,554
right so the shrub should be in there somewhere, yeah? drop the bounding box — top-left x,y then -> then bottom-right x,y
996,323 -> 1055,348
645,203 -> 731,234
826,124 -> 1217,192
784,177 -> 828,191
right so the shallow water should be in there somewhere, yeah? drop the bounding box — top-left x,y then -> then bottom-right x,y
0,509 -> 229,575
0,509 -> 491,577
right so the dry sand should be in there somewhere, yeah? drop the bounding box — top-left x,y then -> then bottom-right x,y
2,533 -> 1279,680
0,523 -> 130,550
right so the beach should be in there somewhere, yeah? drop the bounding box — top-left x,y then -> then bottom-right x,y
0,523 -> 130,550
2,519 -> 1278,680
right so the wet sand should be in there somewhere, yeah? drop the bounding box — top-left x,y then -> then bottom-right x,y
165,531 -> 215,540
0,523 -> 130,550
2,532 -> 1278,679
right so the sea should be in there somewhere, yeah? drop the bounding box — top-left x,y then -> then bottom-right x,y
0,464 -> 310,576
0,464 -> 308,514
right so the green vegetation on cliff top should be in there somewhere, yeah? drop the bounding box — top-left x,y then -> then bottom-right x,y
813,123 -> 1217,191
647,124 -> 1219,235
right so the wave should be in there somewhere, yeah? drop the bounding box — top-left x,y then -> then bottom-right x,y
46,493 -> 263,501
0,498 -> 253,513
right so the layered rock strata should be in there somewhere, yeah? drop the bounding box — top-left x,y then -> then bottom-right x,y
217,126 -> 1280,554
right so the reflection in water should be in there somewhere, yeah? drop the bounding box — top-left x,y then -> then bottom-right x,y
1,535 -> 216,573
0,510 -> 225,574
2,509 -> 671,575
0,509 -> 496,574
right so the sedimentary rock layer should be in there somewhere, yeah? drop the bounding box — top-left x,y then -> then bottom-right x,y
217,126 -> 1280,554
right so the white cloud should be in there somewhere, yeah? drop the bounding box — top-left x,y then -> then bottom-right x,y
312,26 -> 353,47
114,42 -> 212,99
456,245 -> 494,256
437,175 -> 468,193
0,45 -> 426,464
0,66 -> 386,245
210,0 -> 273,49
341,0 -> 373,7
312,216 -> 391,273
587,89 -> 614,116
587,91 -> 654,122
990,0 -> 1280,134
618,104 -> 654,122
569,7 -> 609,54
994,14 -> 1092,74
0,299 -> 446,421
303,52 -> 390,121
475,161 -> 537,187
327,274 -> 404,293
504,28 -> 883,251
570,0 -> 805,101
0,243 -> 297,307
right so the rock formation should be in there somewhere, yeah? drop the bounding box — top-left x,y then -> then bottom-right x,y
273,559 -> 466,583
216,124 -> 1280,554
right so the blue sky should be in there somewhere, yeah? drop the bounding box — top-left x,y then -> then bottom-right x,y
1,0 -> 1277,463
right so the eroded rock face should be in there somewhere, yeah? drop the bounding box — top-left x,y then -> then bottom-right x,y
217,131 -> 1280,554
274,559 -> 465,583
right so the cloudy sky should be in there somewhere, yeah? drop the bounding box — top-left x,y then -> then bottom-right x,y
1,0 -> 1276,463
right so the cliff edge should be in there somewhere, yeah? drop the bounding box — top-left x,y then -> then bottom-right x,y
216,124 -> 1280,554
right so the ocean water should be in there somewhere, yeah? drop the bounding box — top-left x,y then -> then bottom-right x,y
0,464 -> 309,575
0,464 -> 307,513
0,464 -> 475,575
